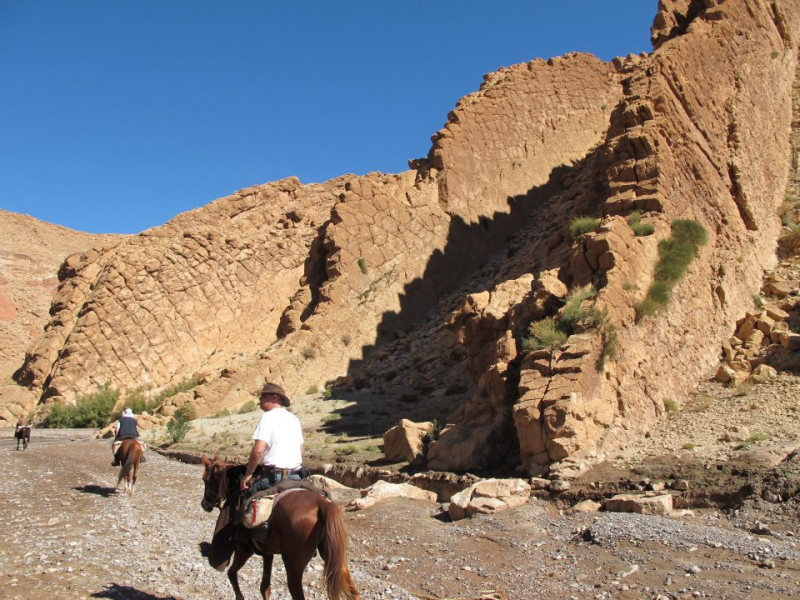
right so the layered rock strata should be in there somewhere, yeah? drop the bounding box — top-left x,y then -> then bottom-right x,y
3,1 -> 799,479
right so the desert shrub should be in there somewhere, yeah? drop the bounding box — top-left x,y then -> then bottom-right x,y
238,400 -> 257,414
357,257 -> 368,274
569,216 -> 600,237
523,317 -> 568,351
322,413 -> 341,424
46,384 -> 120,428
598,320 -> 619,370
334,444 -> 357,457
323,386 -> 333,399
305,384 -> 319,395
663,398 -> 679,414
213,409 -> 231,418
153,376 -> 201,405
560,285 -> 596,329
174,403 -> 197,421
636,220 -> 707,320
166,413 -> 190,443
632,222 -> 655,237
627,210 -> 655,236
682,443 -> 695,451
341,333 -> 352,346
302,346 -> 317,360
753,294 -> 764,309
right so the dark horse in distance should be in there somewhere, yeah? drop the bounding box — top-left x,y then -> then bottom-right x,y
200,454 -> 360,600
115,438 -> 142,494
14,424 -> 30,450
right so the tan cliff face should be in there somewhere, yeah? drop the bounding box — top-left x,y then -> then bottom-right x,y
3,0 -> 800,477
0,210 -> 116,423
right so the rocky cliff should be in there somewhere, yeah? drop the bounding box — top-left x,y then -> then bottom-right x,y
3,0 -> 800,477
0,210 -> 115,423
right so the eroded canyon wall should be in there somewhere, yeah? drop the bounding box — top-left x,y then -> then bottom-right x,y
3,0 -> 799,478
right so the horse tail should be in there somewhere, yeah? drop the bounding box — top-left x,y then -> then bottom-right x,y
319,499 -> 357,600
116,442 -> 139,486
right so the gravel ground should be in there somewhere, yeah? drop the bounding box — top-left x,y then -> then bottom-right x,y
2,429 -> 800,600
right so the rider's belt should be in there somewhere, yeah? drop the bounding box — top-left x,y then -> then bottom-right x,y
256,465 -> 302,479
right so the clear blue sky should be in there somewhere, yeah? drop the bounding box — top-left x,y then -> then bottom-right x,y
0,1 -> 656,234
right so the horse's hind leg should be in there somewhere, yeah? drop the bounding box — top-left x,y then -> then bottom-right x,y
259,554 -> 274,600
284,550 -> 316,600
227,545 -> 253,600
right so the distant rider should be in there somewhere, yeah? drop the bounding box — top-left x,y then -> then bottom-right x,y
111,407 -> 146,465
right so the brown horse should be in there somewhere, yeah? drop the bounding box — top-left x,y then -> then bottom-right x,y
200,454 -> 360,600
115,439 -> 142,494
14,425 -> 30,450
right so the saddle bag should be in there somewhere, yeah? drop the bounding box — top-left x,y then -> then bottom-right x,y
241,494 -> 276,529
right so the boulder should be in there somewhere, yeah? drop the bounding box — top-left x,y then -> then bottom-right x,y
604,493 -> 673,516
382,419 -> 432,464
448,478 -> 531,521
348,480 -> 437,511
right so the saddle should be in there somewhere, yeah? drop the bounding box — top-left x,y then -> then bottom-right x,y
239,479 -> 330,529
208,477 -> 329,569
112,437 -> 147,454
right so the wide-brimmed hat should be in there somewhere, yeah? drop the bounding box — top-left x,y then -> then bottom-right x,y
259,383 -> 291,407
122,408 -> 134,418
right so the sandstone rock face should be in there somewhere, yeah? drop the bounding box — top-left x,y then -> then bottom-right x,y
0,210 -> 113,421
2,1 -> 799,480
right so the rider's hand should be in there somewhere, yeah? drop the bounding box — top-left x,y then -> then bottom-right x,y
240,474 -> 252,491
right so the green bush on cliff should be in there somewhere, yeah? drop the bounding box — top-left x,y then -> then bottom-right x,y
627,210 -> 655,236
636,219 -> 708,321
569,216 -> 600,237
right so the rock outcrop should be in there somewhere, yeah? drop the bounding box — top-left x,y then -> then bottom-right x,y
3,1 -> 800,480
0,210 -> 114,422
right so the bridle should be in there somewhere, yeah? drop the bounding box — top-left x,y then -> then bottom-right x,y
201,462 -> 229,512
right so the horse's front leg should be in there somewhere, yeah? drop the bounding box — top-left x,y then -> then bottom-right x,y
228,545 -> 253,600
260,553 -> 274,600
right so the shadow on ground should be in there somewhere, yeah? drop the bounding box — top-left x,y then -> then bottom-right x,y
90,583 -> 180,600
73,484 -> 117,497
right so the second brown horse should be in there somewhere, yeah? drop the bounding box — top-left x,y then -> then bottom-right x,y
115,438 -> 142,494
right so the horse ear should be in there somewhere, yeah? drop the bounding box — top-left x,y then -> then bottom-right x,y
201,454 -> 210,467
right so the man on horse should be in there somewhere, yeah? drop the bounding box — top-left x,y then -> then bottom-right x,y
111,407 -> 146,466
240,383 -> 304,497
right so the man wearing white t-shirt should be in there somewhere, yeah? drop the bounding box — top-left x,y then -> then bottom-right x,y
240,383 -> 304,497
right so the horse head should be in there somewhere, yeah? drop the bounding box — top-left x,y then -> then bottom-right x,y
200,454 -> 229,512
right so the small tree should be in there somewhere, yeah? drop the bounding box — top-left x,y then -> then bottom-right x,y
166,413 -> 190,443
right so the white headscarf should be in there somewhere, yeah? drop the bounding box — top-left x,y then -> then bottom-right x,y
122,408 -> 134,418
